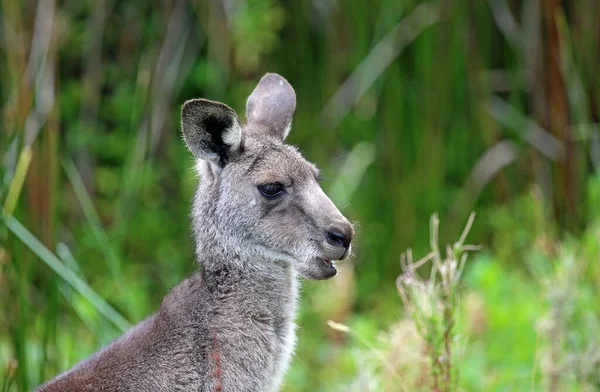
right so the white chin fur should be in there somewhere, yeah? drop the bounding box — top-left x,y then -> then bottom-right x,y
252,244 -> 304,266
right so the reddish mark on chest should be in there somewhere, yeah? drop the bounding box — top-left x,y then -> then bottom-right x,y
211,329 -> 223,392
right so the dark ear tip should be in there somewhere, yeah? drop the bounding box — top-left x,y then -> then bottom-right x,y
181,99 -> 237,118
182,98 -> 204,106
181,98 -> 202,118
181,98 -> 210,112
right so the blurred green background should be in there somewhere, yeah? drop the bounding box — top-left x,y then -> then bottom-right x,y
2,0 -> 600,391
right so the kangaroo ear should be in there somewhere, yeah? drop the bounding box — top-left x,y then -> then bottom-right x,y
246,73 -> 296,141
181,99 -> 242,166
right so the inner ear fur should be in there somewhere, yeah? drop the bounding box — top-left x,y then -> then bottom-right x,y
246,73 -> 296,141
181,99 -> 242,166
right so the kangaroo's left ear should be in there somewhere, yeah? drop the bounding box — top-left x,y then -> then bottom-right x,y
181,99 -> 242,167
246,73 -> 296,141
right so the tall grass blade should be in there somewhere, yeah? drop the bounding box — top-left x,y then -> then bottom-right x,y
328,142 -> 376,208
3,147 -> 33,215
2,213 -> 131,332
61,158 -> 123,280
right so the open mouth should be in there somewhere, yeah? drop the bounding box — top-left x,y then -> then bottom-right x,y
321,258 -> 334,268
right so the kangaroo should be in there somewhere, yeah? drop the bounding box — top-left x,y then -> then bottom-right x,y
37,73 -> 354,391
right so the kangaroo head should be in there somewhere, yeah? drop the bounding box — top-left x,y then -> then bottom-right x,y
181,73 -> 353,280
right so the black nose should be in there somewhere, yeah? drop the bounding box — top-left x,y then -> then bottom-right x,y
326,227 -> 351,249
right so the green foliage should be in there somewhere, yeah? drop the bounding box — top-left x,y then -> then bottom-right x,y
330,186 -> 600,391
396,214 -> 477,391
460,255 -> 542,390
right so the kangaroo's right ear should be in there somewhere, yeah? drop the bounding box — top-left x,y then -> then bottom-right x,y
181,99 -> 242,167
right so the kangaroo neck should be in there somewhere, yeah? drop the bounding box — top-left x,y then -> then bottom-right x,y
191,180 -> 299,318
198,242 -> 298,302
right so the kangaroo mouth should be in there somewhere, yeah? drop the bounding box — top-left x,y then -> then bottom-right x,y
320,258 -> 335,269
294,256 -> 337,280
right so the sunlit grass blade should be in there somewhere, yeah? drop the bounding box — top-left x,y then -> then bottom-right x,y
328,141 -> 376,208
322,1 -> 440,127
2,213 -> 131,332
3,147 -> 33,215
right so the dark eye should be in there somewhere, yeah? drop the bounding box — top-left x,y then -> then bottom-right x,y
258,183 -> 284,199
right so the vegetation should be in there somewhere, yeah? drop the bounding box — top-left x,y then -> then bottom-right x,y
1,0 -> 599,391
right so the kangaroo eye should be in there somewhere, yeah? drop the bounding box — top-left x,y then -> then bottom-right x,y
258,183 -> 284,199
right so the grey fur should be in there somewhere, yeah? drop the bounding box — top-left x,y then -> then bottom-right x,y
181,99 -> 242,166
246,73 -> 296,141
37,73 -> 354,392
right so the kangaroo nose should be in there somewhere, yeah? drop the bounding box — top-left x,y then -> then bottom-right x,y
326,227 -> 352,249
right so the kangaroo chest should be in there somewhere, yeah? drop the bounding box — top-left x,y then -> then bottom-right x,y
200,264 -> 299,392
